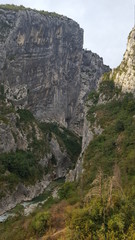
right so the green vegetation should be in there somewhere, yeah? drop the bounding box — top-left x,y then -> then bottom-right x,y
0,150 -> 43,191
0,4 -> 28,11
32,211 -> 50,236
39,10 -> 62,18
87,80 -> 122,126
0,99 -> 81,200
84,88 -> 135,185
58,181 -> 80,204
17,109 -> 35,123
39,122 -> 82,167
99,79 -> 121,99
2,79 -> 135,239
0,84 -> 5,100
0,4 -> 62,18
67,81 -> 135,239
0,180 -> 63,240
87,90 -> 99,104
102,71 -> 111,81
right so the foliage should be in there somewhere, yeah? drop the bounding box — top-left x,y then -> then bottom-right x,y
102,71 -> 111,81
32,211 -> 50,236
67,197 -> 135,239
0,4 -> 62,17
58,182 -> 78,203
0,150 -> 43,184
0,84 -> 4,95
0,180 -> 63,240
84,91 -> 135,186
1,78 -> 135,239
115,120 -> 125,132
0,100 -> 14,117
39,122 -> 82,167
0,4 -> 28,11
70,81 -> 135,239
17,109 -> 35,123
0,84 -> 5,100
87,90 -> 99,104
99,79 -> 121,99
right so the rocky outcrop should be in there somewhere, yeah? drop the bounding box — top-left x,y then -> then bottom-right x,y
70,50 -> 110,134
0,174 -> 51,215
0,7 -> 110,135
66,102 -> 103,182
110,27 -> 135,94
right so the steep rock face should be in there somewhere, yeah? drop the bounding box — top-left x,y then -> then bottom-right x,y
0,8 -> 110,135
110,27 -> 135,94
66,103 -> 103,182
0,99 -> 82,213
0,7 -> 110,213
71,50 -> 110,134
0,8 -> 83,129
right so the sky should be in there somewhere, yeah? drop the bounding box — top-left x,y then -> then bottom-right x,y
0,0 -> 134,68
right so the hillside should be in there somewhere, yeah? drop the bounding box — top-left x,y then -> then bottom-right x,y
1,4 -> 135,240
1,79 -> 135,240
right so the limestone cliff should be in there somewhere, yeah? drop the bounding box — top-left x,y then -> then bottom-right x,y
0,6 -> 109,135
70,27 -> 135,182
0,5 -> 110,214
109,27 -> 135,94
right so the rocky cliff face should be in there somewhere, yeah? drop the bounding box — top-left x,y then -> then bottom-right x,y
0,7 -> 109,135
0,99 -> 82,214
110,27 -> 135,94
0,6 -> 110,214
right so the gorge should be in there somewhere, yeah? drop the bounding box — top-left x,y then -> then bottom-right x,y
0,5 -> 109,215
1,4 -> 135,240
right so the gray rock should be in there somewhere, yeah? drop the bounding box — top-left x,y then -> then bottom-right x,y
50,135 -> 71,178
110,27 -> 135,94
0,174 -> 51,215
0,9 -> 110,135
0,8 -> 110,213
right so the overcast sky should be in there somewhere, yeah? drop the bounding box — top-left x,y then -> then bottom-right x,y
0,0 -> 134,68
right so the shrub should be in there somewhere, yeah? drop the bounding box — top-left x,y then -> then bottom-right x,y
87,90 -> 99,104
115,120 -> 125,133
58,182 -> 76,200
17,109 -> 35,123
0,150 -> 42,181
32,211 -> 50,236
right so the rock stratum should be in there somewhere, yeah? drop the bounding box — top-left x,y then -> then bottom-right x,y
0,6 -> 109,135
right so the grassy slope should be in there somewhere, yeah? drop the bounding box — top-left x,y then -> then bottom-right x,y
67,80 -> 135,240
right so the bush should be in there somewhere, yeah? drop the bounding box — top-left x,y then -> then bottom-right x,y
17,109 -> 35,123
0,150 -> 42,181
32,211 -> 50,236
99,79 -> 121,99
115,120 -> 125,133
58,182 -> 76,200
87,90 -> 99,104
